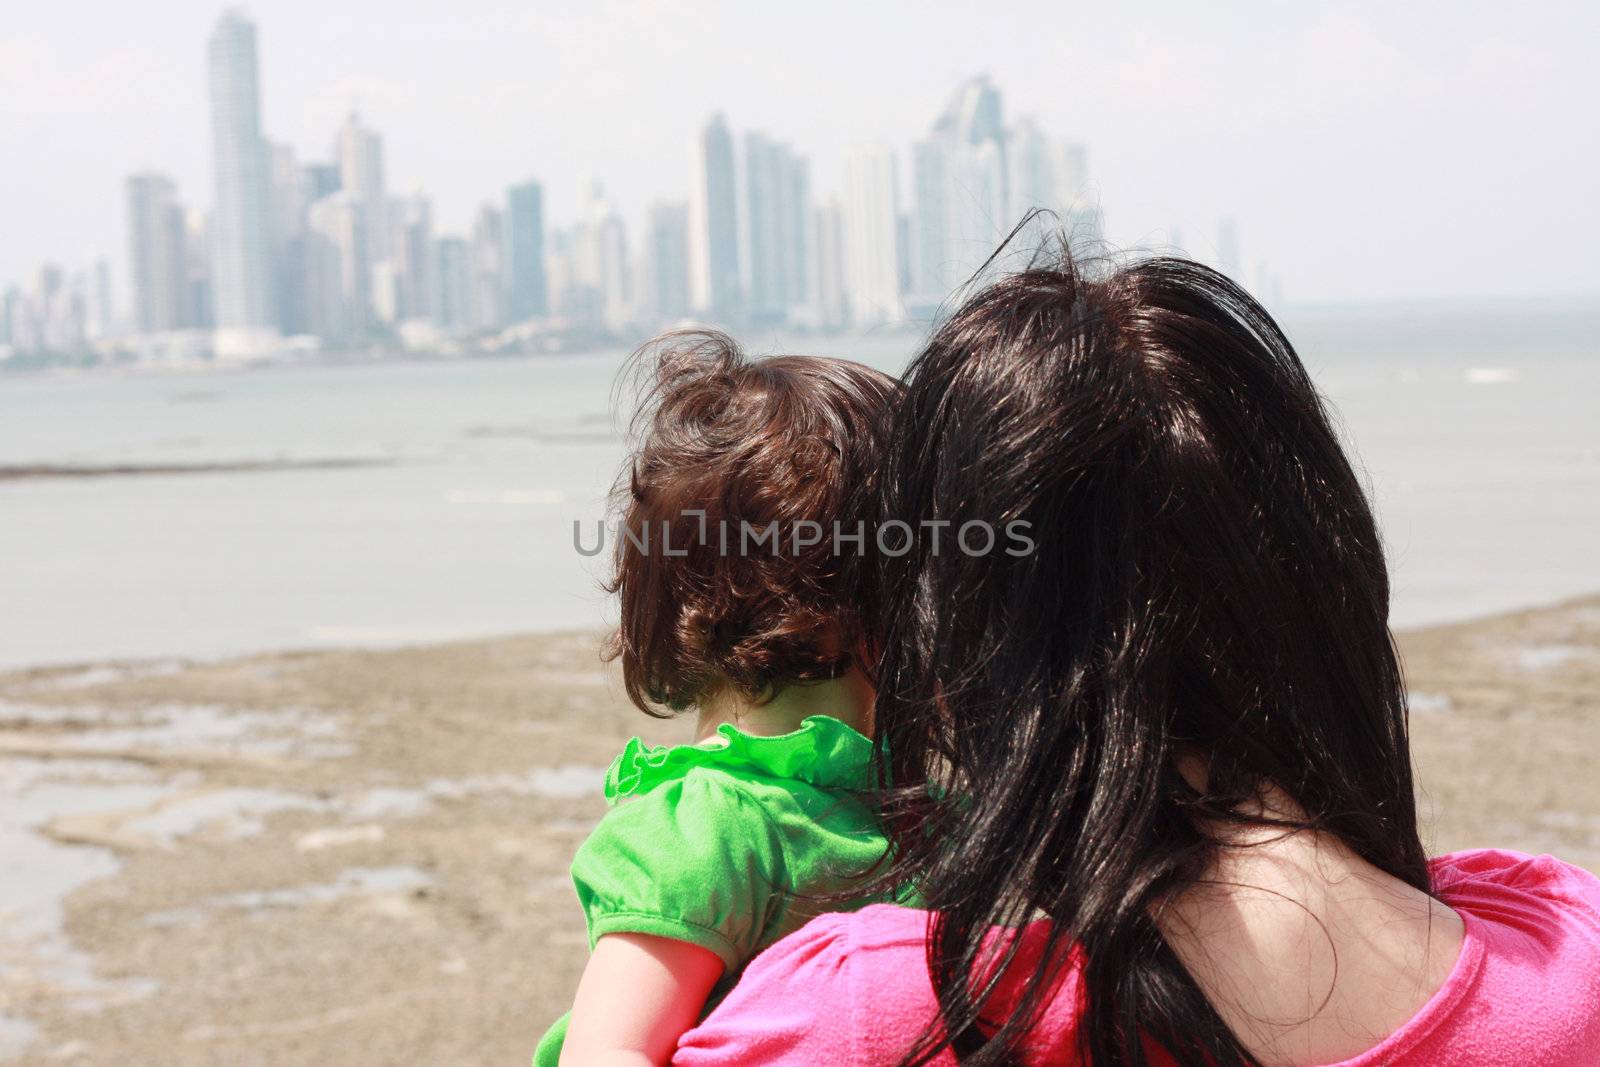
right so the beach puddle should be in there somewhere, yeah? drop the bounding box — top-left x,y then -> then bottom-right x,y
0,698 -> 354,763
1510,644 -> 1590,671
64,703 -> 350,760
143,866 -> 433,928
1407,690 -> 1453,713
0,757 -> 177,1057
124,788 -> 333,847
18,661 -> 189,693
424,765 -> 604,801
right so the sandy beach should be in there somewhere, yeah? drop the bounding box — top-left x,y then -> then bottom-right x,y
2,597 -> 1597,1066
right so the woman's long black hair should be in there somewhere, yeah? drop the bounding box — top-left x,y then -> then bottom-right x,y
868,247 -> 1428,1066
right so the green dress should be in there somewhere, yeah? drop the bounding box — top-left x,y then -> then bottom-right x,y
532,713 -> 888,1065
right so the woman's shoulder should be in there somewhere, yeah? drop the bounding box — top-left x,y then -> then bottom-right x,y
1390,849 -> 1600,1066
675,905 -> 1085,1067
673,906 -> 936,1067
1430,847 -> 1600,914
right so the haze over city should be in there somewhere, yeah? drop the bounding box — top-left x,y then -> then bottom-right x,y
3,0 -> 1595,320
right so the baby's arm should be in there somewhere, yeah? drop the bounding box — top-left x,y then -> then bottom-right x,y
559,932 -> 726,1067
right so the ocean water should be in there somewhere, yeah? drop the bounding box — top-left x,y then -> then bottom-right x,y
0,300 -> 1595,669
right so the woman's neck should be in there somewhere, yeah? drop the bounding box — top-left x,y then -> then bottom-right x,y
693,667 -> 875,742
1155,784 -> 1464,1066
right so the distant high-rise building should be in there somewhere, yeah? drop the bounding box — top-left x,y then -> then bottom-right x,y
390,194 -> 434,322
125,173 -> 189,333
842,146 -> 902,325
812,197 -> 849,329
547,224 -> 601,332
743,131 -> 811,324
911,76 -> 1010,303
207,9 -> 278,356
434,237 -> 472,333
266,142 -> 311,335
546,185 -> 628,335
1217,217 -> 1241,279
305,192 -> 369,346
184,211 -> 216,329
1005,117 -> 1097,261
89,259 -> 113,340
337,112 -> 386,266
504,180 -> 549,323
644,201 -> 691,324
0,286 -> 19,350
469,204 -> 505,332
689,113 -> 741,320
303,162 -> 341,201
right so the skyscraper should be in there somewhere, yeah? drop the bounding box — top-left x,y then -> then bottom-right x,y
812,197 -> 849,329
90,259 -> 114,340
391,194 -> 435,322
1217,217 -> 1241,278
689,113 -> 741,321
469,204 -> 505,332
545,184 -> 628,335
842,146 -> 902,325
304,193 -> 368,346
1005,117 -> 1097,260
911,76 -> 1010,303
434,236 -> 472,333
207,9 -> 278,357
337,113 -> 387,270
504,180 -> 549,323
644,201 -> 691,324
742,131 -> 811,324
303,162 -> 341,202
125,173 -> 189,334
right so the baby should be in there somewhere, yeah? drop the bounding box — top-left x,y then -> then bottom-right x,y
535,331 -> 899,1066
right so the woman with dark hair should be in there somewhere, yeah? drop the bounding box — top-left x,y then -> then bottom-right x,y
671,254 -> 1600,1065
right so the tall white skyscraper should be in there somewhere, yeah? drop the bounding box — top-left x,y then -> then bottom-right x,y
391,194 -> 434,322
207,9 -> 278,357
585,186 -> 631,334
842,146 -> 902,326
811,197 -> 849,329
125,173 -> 189,334
911,76 -> 1010,304
689,113 -> 741,321
336,114 -> 383,203
337,113 -> 386,263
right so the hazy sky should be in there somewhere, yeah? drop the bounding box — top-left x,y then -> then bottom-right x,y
3,0 -> 1596,303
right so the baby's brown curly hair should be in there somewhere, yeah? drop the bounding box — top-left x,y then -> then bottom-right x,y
604,330 -> 898,716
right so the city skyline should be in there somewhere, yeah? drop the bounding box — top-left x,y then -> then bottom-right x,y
2,11 -> 1128,362
3,1 -> 1594,309
2,2 -> 1596,337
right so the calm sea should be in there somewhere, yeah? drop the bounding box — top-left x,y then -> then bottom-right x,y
1,300 -> 1596,670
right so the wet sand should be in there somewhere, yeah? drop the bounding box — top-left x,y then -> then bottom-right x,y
2,598 -> 1597,1065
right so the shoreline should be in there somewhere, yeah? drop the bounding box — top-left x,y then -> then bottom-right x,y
0,589 -> 1586,679
1,595 -> 1597,1065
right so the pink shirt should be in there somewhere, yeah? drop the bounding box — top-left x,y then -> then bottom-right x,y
675,849 -> 1600,1066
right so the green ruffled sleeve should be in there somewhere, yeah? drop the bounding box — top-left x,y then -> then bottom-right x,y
570,769 -> 787,971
